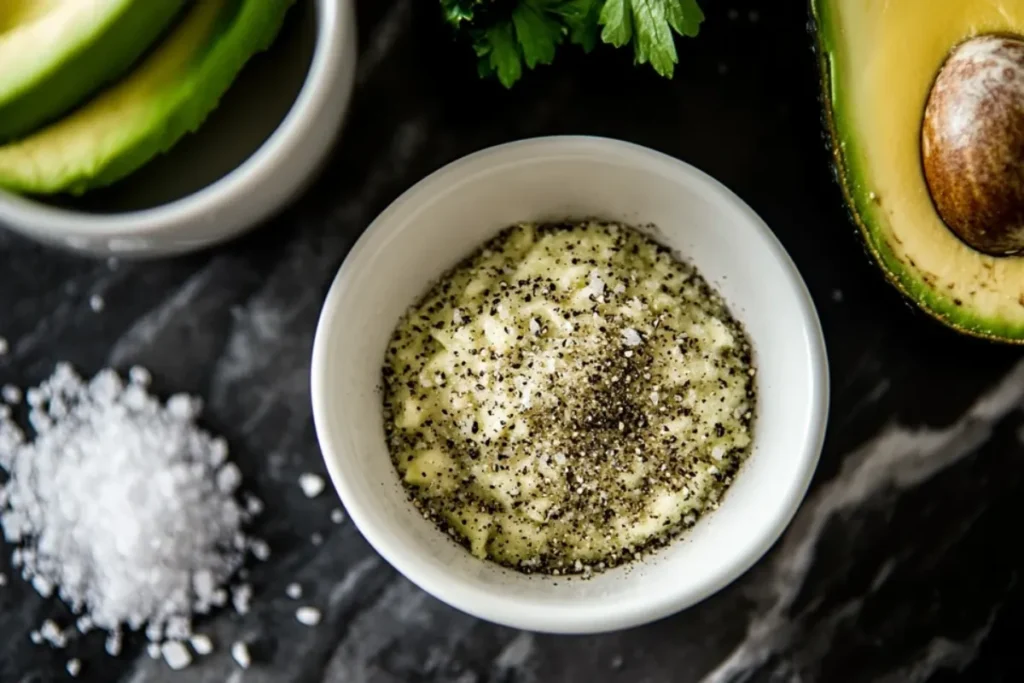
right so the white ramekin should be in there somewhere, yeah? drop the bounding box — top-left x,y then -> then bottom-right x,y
0,0 -> 356,257
311,136 -> 829,634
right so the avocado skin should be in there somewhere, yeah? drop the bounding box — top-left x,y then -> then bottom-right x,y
0,0 -> 187,143
0,0 -> 298,196
810,0 -> 1024,344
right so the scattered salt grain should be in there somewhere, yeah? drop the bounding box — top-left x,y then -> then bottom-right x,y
0,337 -> 7,355
251,539 -> 271,561
232,584 -> 252,615
529,318 -> 541,335
285,583 -> 303,600
298,473 -> 325,498
105,632 -> 122,656
88,295 -> 105,312
190,633 -> 214,656
76,615 -> 94,634
832,289 -> 844,302
246,496 -> 264,516
147,643 -> 161,659
622,328 -> 642,347
311,532 -> 324,546
29,631 -> 42,644
1,385 -> 20,404
0,364 -> 262,652
296,606 -> 322,626
66,658 -> 81,677
231,641 -> 252,669
162,640 -> 193,670
330,508 -> 345,524
711,445 -> 726,460
0,572 -> 6,586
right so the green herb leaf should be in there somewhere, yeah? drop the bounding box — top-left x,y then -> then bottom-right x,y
512,2 -> 564,68
599,0 -> 704,77
554,0 -> 602,52
598,0 -> 632,48
445,0 -> 701,86
441,0 -> 484,26
475,23 -> 523,88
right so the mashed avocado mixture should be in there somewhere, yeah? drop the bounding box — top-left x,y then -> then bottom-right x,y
382,221 -> 756,575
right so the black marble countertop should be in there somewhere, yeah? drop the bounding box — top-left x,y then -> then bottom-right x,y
2,1 -> 1024,681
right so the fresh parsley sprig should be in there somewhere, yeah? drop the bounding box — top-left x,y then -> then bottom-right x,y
441,0 -> 704,87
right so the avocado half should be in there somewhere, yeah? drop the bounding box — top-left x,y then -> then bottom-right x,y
0,0 -> 297,195
0,0 -> 187,142
812,0 -> 1024,343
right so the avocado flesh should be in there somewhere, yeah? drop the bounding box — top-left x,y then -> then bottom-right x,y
0,0 -> 187,142
814,0 -> 1024,343
0,0 -> 296,195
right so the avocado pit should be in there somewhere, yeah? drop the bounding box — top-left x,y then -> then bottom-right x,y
922,35 -> 1024,256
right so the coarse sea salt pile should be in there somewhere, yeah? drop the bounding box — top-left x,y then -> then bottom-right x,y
0,363 -> 265,666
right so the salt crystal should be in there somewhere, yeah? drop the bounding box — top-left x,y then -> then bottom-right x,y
1,385 -> 20,404
330,508 -> 345,524
588,273 -> 605,296
31,575 -> 53,597
216,462 -> 242,493
452,309 -> 463,326
105,632 -> 122,656
165,615 -> 191,641
0,365 -> 255,645
29,631 -> 42,644
251,539 -> 271,561
231,641 -> 251,669
296,606 -> 321,626
622,328 -> 642,347
66,658 -> 81,677
529,318 -> 540,335
285,583 -> 303,599
711,446 -> 726,461
613,283 -> 626,294
0,337 -> 7,355
232,583 -> 252,615
147,643 -> 161,659
190,633 -> 214,656
298,473 -> 325,498
246,496 -> 264,516
88,295 -> 105,312
162,641 -> 192,670
76,615 -> 93,633
0,572 -> 5,586
128,366 -> 151,386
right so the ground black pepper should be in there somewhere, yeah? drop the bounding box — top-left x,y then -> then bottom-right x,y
381,221 -> 757,576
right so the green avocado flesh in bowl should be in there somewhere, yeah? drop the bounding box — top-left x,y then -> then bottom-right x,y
813,0 -> 1024,343
0,0 -> 187,142
0,0 -> 297,196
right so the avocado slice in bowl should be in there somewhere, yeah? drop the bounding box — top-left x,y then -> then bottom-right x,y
0,0 -> 187,142
0,0 -> 297,195
813,0 -> 1024,343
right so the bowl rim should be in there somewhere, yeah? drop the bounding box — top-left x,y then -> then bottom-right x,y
0,0 -> 348,237
311,135 -> 830,633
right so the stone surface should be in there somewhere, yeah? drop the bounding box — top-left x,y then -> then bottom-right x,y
1,1 -> 1023,681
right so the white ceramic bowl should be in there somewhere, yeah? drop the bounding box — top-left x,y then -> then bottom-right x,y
0,0 -> 356,257
311,136 -> 829,634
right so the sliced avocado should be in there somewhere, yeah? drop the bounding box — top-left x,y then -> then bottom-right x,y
0,0 -> 187,142
813,0 -> 1024,343
0,0 -> 296,195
